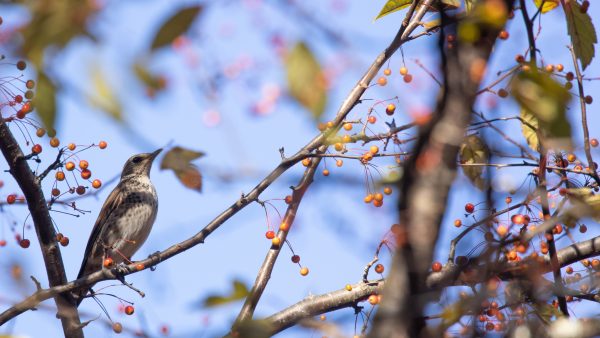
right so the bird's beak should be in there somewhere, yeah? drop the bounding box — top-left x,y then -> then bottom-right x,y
149,148 -> 162,161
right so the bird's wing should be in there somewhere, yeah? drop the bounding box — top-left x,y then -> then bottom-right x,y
77,182 -> 126,279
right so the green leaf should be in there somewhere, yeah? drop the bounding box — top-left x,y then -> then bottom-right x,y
151,6 -> 203,50
33,72 -> 56,132
160,146 -> 205,192
564,1 -> 597,70
533,0 -> 560,13
88,68 -> 123,122
459,135 -> 489,190
520,109 -> 540,152
203,279 -> 250,307
375,0 -> 412,20
511,71 -> 572,150
285,42 -> 327,120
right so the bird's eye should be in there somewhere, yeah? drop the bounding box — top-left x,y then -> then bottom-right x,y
132,156 -> 143,163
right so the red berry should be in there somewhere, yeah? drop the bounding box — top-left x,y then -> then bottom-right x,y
76,186 -> 86,195
79,160 -> 89,169
98,140 -> 108,149
0,239 -> 6,247
16,60 -> 26,71
592,139 -> 599,148
59,236 -> 69,247
432,261 -> 442,272
498,30 -> 509,40
32,144 -> 42,154
124,305 -> 134,315
265,230 -> 275,239
20,239 -> 30,248
80,169 -> 92,180
385,104 -> 396,115
6,194 -> 16,204
465,203 -> 475,213
14,95 -> 23,103
103,257 -> 114,268
291,255 -> 300,263
375,264 -> 384,274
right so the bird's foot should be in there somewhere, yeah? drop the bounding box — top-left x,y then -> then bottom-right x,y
147,251 -> 161,271
113,262 -> 131,277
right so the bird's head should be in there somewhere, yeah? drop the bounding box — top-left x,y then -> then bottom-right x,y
121,149 -> 162,179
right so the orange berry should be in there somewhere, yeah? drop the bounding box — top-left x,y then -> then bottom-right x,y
56,233 -> 64,241
343,123 -> 353,131
301,158 -> 312,167
112,322 -> 123,334
383,187 -> 392,195
6,194 -> 16,204
124,305 -> 134,315
0,239 -> 6,247
497,89 -> 508,98
92,179 -> 102,189
399,67 -> 408,76
368,294 -> 379,305
386,104 -> 396,115
25,80 -> 35,89
369,145 -> 379,154
67,143 -> 76,151
374,193 -> 383,202
265,230 -> 275,239
374,264 -> 384,274
556,64 -> 564,72
59,236 -> 69,247
55,171 -> 65,181
432,261 -> 442,272
322,169 -> 330,176
498,30 -> 509,40
364,194 -> 373,203
79,160 -> 89,169
49,137 -> 60,148
103,257 -> 114,268
454,219 -> 462,227
383,68 -> 392,76
373,199 -> 383,207
284,195 -> 293,204
65,161 -> 75,171
336,159 -> 343,167
279,222 -> 289,232
377,76 -> 387,86
80,169 -> 92,180
300,267 -> 309,276
345,284 -> 352,291
32,144 -> 42,154
35,128 -> 46,137
403,74 -> 413,83
342,134 -> 352,143
591,139 -> 599,148
567,153 -> 576,162
334,143 -> 344,152
272,237 -> 281,246
367,116 -> 377,124
545,64 -> 554,72
98,141 -> 108,149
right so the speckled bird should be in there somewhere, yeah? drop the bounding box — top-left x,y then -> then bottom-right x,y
75,149 -> 161,306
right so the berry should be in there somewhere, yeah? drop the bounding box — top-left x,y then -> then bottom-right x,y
377,76 -> 387,86
580,224 -> 588,233
300,267 -> 309,276
374,264 -> 384,273
35,128 -> 45,137
24,90 -> 34,100
591,139 -> 599,147
385,104 -> 396,115
124,305 -> 135,315
373,199 -> 383,207
322,169 -> 330,176
55,171 -> 65,181
56,233 -> 64,241
271,237 -> 281,246
49,137 -> 60,148
98,140 -> 108,149
51,188 -> 60,197
383,187 -> 392,195
345,284 -> 352,291
32,144 -> 42,154
103,257 -> 114,268
25,80 -> 35,89
454,219 -> 462,227
343,123 -> 352,131
67,143 -> 76,151
399,67 -> 408,75
20,239 -> 30,248
279,222 -> 289,231
432,261 -> 442,272
76,186 -> 86,195
545,64 -> 554,72
80,169 -> 92,180
403,74 -> 413,83
16,60 -> 26,70
584,95 -> 593,104
497,89 -> 508,98
79,160 -> 89,169
364,194 -> 374,203
284,195 -> 293,204
334,143 -> 344,151
59,236 -> 69,247
515,54 -> 525,63
367,116 -> 377,124
265,230 -> 275,239
496,225 -> 508,237
301,158 -> 312,167
464,203 -> 475,213
374,193 -> 383,202
342,135 -> 352,143
65,162 -> 75,171
112,322 -> 123,334
498,30 -> 509,40
6,194 -> 16,204
14,95 -> 23,103
566,72 -> 574,81
0,239 -> 6,247
368,294 -> 379,305
369,145 -> 379,154
88,180 -> 101,190
556,64 -> 564,72
336,159 -> 343,167
136,263 -> 145,271
383,68 -> 392,76
291,255 -> 300,263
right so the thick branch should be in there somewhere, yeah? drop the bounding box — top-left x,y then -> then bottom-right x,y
0,120 -> 83,337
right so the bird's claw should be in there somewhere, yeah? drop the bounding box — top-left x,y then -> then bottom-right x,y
113,262 -> 130,277
147,251 -> 161,271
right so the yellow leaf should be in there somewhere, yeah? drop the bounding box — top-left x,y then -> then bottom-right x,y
459,135 -> 489,190
533,0 -> 560,13
285,42 -> 327,120
88,68 -> 122,121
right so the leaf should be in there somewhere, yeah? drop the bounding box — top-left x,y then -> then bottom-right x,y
151,6 -> 202,50
202,279 -> 250,307
564,1 -> 597,70
285,42 -> 327,120
520,109 -> 540,152
511,71 -> 572,150
134,63 -> 166,91
160,146 -> 205,192
375,0 -> 412,20
88,68 -> 123,122
459,135 -> 489,190
33,72 -> 56,132
533,0 -> 560,13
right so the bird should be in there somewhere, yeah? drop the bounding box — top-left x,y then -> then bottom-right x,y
75,149 -> 161,306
